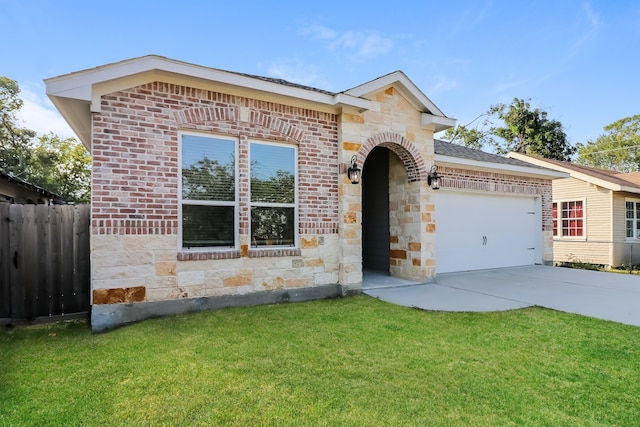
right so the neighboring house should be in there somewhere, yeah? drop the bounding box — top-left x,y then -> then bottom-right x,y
0,169 -> 62,204
45,55 -> 563,331
508,152 -> 640,268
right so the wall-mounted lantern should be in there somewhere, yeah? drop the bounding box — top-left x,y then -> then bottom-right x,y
427,165 -> 440,190
347,155 -> 361,184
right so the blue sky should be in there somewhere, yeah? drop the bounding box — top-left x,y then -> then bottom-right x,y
2,0 -> 639,149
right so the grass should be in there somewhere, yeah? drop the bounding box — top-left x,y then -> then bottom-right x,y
2,295 -> 640,426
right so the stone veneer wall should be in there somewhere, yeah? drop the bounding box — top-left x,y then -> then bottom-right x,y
90,82 -> 341,306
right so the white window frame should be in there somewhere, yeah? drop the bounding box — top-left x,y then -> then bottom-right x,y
552,198 -> 586,240
249,139 -> 298,248
625,198 -> 640,240
178,131 -> 239,251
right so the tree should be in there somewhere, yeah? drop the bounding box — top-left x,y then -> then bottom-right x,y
0,76 -> 91,203
575,115 -> 640,172
0,76 -> 37,175
442,98 -> 576,162
489,98 -> 575,161
28,133 -> 92,203
441,116 -> 491,151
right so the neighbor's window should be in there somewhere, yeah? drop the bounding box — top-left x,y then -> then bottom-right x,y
250,141 -> 296,247
552,200 -> 584,237
180,133 -> 236,249
625,199 -> 640,239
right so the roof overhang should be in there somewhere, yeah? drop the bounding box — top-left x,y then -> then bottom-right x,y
45,55 -> 373,150
345,71 -> 455,132
507,152 -> 640,193
435,154 -> 569,180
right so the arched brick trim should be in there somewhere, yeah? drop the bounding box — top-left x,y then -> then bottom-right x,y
174,107 -> 305,144
249,110 -> 305,143
359,132 -> 427,182
174,106 -> 238,126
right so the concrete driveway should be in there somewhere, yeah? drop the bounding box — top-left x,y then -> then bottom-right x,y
363,266 -> 640,327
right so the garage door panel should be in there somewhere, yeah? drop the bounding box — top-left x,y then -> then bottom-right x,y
435,192 -> 538,273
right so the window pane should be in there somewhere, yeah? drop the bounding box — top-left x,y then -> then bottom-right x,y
182,205 -> 234,248
250,143 -> 295,203
182,135 -> 235,201
251,207 -> 294,246
627,220 -> 634,238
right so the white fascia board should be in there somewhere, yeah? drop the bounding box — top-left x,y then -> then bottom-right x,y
422,114 -> 456,132
45,55 -> 371,111
435,154 -> 570,179
345,71 -> 447,116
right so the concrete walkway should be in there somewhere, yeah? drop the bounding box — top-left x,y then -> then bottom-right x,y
363,266 -> 640,327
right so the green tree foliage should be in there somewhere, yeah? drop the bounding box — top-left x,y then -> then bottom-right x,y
489,98 -> 575,161
441,121 -> 489,151
0,77 -> 91,203
575,115 -> 640,172
0,76 -> 37,174
442,98 -> 576,161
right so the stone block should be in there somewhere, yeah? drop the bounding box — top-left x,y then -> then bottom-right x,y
178,270 -> 205,287
342,141 -> 362,151
91,235 -> 123,251
93,286 -> 146,305
408,242 -> 421,251
301,236 -> 318,249
155,261 -> 177,276
343,211 -> 357,224
223,270 -> 253,287
390,249 -> 407,260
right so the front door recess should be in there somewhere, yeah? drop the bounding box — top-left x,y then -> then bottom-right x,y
362,147 -> 390,272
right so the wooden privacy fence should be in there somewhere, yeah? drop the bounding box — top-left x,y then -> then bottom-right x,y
0,204 -> 90,325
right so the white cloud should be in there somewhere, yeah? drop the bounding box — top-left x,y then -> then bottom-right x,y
301,24 -> 394,62
15,84 -> 76,139
583,2 -> 601,28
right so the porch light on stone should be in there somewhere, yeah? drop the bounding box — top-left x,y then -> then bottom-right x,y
428,165 -> 440,190
347,155 -> 361,184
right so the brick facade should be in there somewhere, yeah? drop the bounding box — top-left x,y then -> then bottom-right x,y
91,82 -> 342,304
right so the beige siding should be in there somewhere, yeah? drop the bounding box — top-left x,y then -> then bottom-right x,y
552,178 -> 613,265
612,192 -> 640,267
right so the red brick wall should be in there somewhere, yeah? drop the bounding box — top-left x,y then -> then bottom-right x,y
91,82 -> 340,237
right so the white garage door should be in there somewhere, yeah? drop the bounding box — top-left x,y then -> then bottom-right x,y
435,191 -> 539,274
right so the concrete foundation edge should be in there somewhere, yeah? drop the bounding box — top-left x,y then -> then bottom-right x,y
90,284 -> 360,332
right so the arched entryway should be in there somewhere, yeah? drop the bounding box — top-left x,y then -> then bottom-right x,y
362,146 -> 390,273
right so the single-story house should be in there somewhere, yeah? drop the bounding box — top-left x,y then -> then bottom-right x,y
45,55 -> 564,331
0,169 -> 62,204
508,152 -> 640,268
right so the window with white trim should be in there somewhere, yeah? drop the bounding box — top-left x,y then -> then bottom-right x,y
250,141 -> 296,247
180,133 -> 237,249
625,199 -> 640,239
552,200 -> 584,237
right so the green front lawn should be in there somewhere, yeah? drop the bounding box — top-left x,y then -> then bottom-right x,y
2,296 -> 639,426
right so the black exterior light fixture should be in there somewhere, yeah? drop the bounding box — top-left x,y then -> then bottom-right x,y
427,165 -> 440,190
347,155 -> 361,184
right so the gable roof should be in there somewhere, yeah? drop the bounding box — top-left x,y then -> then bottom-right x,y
344,71 -> 456,132
45,55 -> 455,148
434,140 -> 567,179
507,152 -> 640,194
